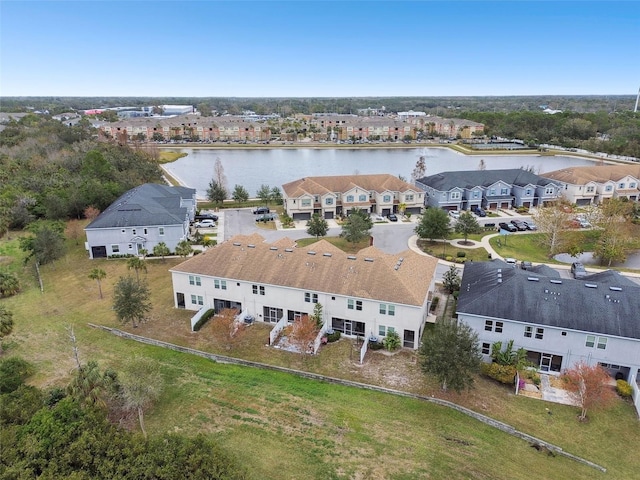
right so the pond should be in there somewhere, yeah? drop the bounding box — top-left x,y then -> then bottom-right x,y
554,251 -> 640,269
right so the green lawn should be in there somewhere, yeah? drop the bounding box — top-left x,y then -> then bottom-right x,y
2,226 -> 639,479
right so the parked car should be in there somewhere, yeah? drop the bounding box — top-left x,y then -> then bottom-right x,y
388,213 -> 398,222
195,213 -> 218,222
523,220 -> 537,231
472,206 -> 486,217
571,262 -> 588,279
194,219 -> 216,228
578,218 -> 592,228
255,213 -> 277,222
505,257 -> 517,265
371,214 -> 385,222
499,222 -> 517,232
253,206 -> 270,214
448,210 -> 460,219
510,219 -> 528,231
520,261 -> 533,270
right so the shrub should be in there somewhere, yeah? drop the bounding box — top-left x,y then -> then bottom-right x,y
445,256 -> 453,262
368,341 -> 384,350
429,296 -> 440,312
192,309 -> 215,331
383,331 -> 401,351
616,379 -> 633,398
481,362 -> 517,385
326,330 -> 341,343
405,212 -> 411,219
456,251 -> 466,258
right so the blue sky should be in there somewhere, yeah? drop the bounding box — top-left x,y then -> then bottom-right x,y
1,1 -> 639,97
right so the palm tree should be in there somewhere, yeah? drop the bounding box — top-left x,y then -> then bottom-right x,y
127,257 -> 147,283
152,242 -> 170,262
88,268 -> 107,299
0,272 -> 20,297
0,305 -> 14,355
175,240 -> 193,258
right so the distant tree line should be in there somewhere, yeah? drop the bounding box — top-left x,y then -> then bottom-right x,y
0,115 -> 162,232
459,110 -> 640,158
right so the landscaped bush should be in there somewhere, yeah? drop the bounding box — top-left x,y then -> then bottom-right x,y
326,330 -> 341,343
616,379 -> 633,398
430,296 -> 439,312
481,362 -> 517,385
383,331 -> 401,351
192,308 -> 215,331
445,256 -> 453,262
369,341 -> 384,350
456,251 -> 466,258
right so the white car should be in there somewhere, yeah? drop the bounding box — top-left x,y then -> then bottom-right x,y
371,214 -> 385,222
195,219 -> 216,228
449,210 -> 460,219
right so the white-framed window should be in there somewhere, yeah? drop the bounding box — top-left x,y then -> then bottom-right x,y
405,194 -> 414,202
189,275 -> 201,286
535,328 -> 544,340
525,189 -> 532,196
214,279 -> 227,290
485,320 -> 493,331
326,197 -> 334,205
605,185 -> 613,192
545,187 -> 554,195
346,195 -> 354,202
383,195 -> 391,202
132,229 -> 136,235
379,325 -> 395,336
314,196 -> 319,202
473,191 -> 480,198
484,320 -> 503,332
305,292 -> 318,303
482,342 -> 491,355
143,228 -> 148,235
128,244 -> 133,250
121,229 -> 126,234
597,337 -> 607,349
450,191 -> 461,200
190,294 -> 203,306
501,188 -> 508,195
586,186 -> 595,193
619,183 -> 625,189
379,304 -> 395,315
159,227 -> 165,235
489,188 -> 496,195
347,298 -> 362,311
111,245 -> 120,253
252,285 -> 265,295
359,194 -> 367,202
524,326 -> 532,338
630,182 -> 637,188
301,198 -> 311,207
388,305 -> 395,316
586,335 -> 595,348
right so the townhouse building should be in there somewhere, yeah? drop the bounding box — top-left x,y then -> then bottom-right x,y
282,174 -> 424,221
85,184 -> 196,259
170,234 -> 439,350
542,165 -> 640,205
457,260 -> 640,415
416,169 -> 561,211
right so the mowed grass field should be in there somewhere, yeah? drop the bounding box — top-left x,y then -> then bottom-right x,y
2,226 -> 640,479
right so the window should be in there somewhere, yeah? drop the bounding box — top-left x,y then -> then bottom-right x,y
619,183 -> 625,189
263,306 -> 283,323
495,322 -> 503,333
605,185 -> 613,192
355,300 -> 362,311
545,187 -> 554,195
525,189 -> 532,196
450,191 -> 460,200
314,196 -> 319,202
489,188 -> 496,195
305,292 -> 318,303
535,328 -> 544,340
121,229 -> 126,234
379,304 -> 386,315
383,195 -> 391,202
388,305 -> 395,316
501,188 -> 508,195
112,245 -> 120,253
482,342 -> 491,355
214,279 -> 227,290
359,194 -> 367,202
379,325 -> 395,336
252,285 -> 265,295
189,275 -> 201,286
159,227 -> 164,236
301,198 -> 311,207
143,228 -> 148,235
288,310 -> 305,322
128,244 -> 133,250
484,320 -> 493,331
585,335 -> 595,348
473,191 -> 480,198
597,337 -> 607,349
325,197 -> 334,205
586,186 -> 595,193
132,229 -> 136,235
346,195 -> 354,202
190,295 -> 203,306
405,194 -> 414,202
348,299 -> 362,310
630,182 -> 637,188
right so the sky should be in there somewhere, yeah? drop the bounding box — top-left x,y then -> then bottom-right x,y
1,1 -> 639,97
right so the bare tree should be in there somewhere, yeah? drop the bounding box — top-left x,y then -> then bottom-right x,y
214,157 -> 228,193
210,308 -> 245,350
411,156 -> 426,184
533,204 -> 571,255
119,356 -> 164,438
288,314 -> 319,357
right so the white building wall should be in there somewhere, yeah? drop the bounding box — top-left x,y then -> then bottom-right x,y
86,224 -> 187,258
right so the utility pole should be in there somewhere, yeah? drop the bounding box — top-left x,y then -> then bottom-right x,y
634,86 -> 640,113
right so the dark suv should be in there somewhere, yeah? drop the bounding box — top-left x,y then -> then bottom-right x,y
253,206 -> 270,215
510,219 -> 528,231
472,206 -> 486,217
571,262 -> 588,279
499,222 -> 517,232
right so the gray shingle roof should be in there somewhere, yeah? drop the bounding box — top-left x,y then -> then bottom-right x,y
417,169 -> 557,192
457,260 -> 640,339
85,183 -> 195,229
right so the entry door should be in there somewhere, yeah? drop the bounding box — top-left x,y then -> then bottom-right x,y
344,320 -> 353,336
540,353 -> 553,372
176,293 -> 185,309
